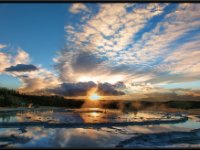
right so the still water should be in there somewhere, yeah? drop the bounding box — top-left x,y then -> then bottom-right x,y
0,108 -> 200,148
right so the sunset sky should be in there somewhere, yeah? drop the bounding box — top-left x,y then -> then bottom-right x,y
0,3 -> 200,100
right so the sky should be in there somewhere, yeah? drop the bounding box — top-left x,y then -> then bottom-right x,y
0,3 -> 200,101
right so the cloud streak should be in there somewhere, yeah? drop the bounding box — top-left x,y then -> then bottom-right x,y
69,3 -> 90,14
54,3 -> 200,90
5,64 -> 38,72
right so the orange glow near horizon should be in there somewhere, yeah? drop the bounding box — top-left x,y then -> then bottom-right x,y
89,93 -> 101,101
87,87 -> 101,101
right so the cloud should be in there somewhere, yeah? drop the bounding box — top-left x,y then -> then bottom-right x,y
2,4 -> 200,97
143,90 -> 200,102
49,81 -> 96,96
0,48 -> 31,74
120,3 -> 200,69
18,70 -> 60,93
5,64 -> 38,72
54,45 -> 115,83
75,3 -> 168,62
55,3 -> 169,85
49,81 -> 125,96
97,82 -> 125,96
0,49 -> 32,74
0,46 -> 60,93
162,36 -> 200,75
115,87 -> 200,102
0,44 -> 7,49
71,51 -> 104,73
0,52 -> 11,73
114,81 -> 126,89
14,49 -> 30,65
60,3 -> 200,88
69,3 -> 89,14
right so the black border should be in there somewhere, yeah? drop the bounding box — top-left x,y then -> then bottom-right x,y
0,0 -> 199,3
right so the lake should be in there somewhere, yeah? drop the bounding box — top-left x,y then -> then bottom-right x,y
0,107 -> 200,148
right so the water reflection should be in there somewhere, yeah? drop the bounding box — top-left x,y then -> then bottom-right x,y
0,108 -> 188,124
79,109 -> 121,123
0,112 -> 19,122
1,120 -> 200,148
5,127 -> 130,148
0,108 -> 200,148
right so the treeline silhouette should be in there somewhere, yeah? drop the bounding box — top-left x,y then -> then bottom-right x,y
101,100 -> 200,110
1,87 -> 200,110
0,88 -> 84,108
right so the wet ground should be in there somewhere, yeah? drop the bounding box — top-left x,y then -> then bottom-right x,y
0,107 -> 200,148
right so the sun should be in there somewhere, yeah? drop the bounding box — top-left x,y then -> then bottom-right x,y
89,93 -> 101,101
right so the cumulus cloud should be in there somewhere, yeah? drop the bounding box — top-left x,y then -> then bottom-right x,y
97,82 -> 125,96
48,81 -> 125,96
5,64 -> 38,72
49,81 -> 96,96
0,49 -> 31,73
69,3 -> 89,14
14,49 -> 31,65
18,69 -> 60,93
0,46 -> 60,93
